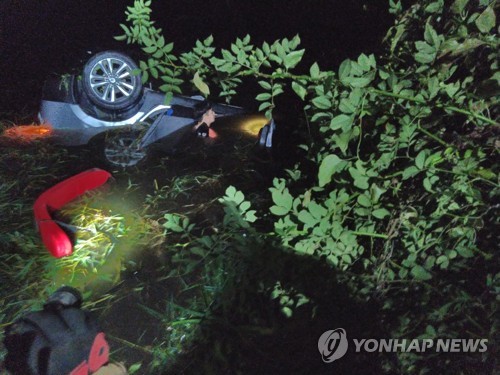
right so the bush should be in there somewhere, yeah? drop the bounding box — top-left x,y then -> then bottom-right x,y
116,0 -> 498,372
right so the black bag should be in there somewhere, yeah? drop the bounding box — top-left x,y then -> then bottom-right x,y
3,287 -> 109,375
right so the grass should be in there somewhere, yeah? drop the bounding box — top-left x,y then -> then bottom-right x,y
0,117 -> 301,374
0,116 -> 386,374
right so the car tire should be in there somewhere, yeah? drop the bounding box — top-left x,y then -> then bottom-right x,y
82,51 -> 143,111
100,127 -> 149,168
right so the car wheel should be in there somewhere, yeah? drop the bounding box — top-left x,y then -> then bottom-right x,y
102,129 -> 148,168
82,51 -> 143,111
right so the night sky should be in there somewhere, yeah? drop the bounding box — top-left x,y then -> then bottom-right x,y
0,0 -> 393,115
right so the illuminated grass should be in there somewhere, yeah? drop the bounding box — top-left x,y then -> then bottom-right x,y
44,189 -> 164,292
0,114 -> 268,371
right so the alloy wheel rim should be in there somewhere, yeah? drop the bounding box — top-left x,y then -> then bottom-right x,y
104,133 -> 145,167
89,58 -> 136,104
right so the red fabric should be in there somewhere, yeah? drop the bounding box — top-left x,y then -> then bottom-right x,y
68,333 -> 110,375
37,220 -> 74,258
88,333 -> 110,372
33,168 -> 112,258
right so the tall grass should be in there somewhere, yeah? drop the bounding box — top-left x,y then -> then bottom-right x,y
0,119 -> 271,373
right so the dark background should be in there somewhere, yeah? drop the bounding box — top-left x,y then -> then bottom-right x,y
0,0 -> 393,116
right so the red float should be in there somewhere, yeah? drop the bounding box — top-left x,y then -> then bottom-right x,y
33,168 -> 112,258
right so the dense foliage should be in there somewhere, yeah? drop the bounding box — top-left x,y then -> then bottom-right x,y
117,0 -> 498,372
0,0 -> 497,374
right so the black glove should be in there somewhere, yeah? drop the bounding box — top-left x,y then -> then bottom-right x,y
3,287 -> 109,375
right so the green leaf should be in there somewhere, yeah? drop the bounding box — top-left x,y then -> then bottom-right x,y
330,114 -> 353,131
292,82 -> 307,100
119,24 -> 130,35
298,210 -> 317,227
451,0 -> 468,14
423,177 -> 435,192
228,187 -> 245,205
454,39 -> 485,57
411,265 -> 432,280
346,77 -> 372,88
237,49 -> 247,64
415,51 -> 435,64
310,62 -> 320,78
339,98 -> 356,114
284,49 -> 305,69
333,130 -> 353,154
338,59 -> 351,81
425,256 -> 436,269
258,102 -> 272,111
157,35 -> 165,48
357,54 -> 370,70
415,150 -> 427,169
163,91 -> 173,105
258,81 -> 272,90
240,201 -> 251,212
444,82 -> 460,97
349,167 -> 369,190
403,166 -> 420,180
256,92 -> 272,101
270,205 -> 290,216
457,247 -> 474,258
245,210 -> 257,222
370,184 -> 387,203
424,0 -> 443,13
204,34 -> 214,46
424,22 -> 440,48
390,24 -> 406,53
192,71 -> 210,96
153,49 -> 164,59
270,185 -> 293,213
379,70 -> 390,80
357,194 -> 372,208
312,96 -> 332,110
150,67 -> 158,79
475,6 -> 496,33
142,35 -> 153,47
436,255 -> 449,269
262,41 -> 270,54
230,43 -> 240,55
276,43 -> 286,61
308,202 -> 327,220
318,154 -> 347,187
128,363 -> 142,374
372,208 -> 390,219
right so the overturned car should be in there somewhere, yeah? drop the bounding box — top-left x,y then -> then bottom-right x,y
38,51 -> 272,168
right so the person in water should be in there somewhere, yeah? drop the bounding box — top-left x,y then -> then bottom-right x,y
192,100 -> 216,138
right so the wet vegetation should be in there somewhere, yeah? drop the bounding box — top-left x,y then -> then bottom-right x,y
1,0 -> 499,374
